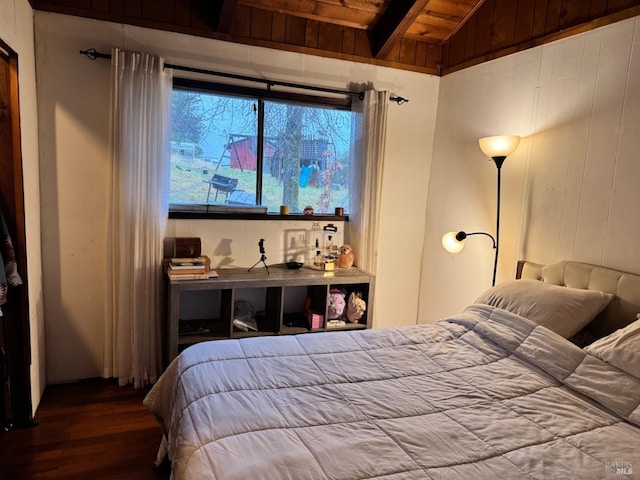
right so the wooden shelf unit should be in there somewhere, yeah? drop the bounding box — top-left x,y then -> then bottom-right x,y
166,265 -> 375,363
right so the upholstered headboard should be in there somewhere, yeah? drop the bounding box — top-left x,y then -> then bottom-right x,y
517,260 -> 640,339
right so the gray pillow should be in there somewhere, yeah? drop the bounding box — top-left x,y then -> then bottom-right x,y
585,316 -> 640,379
475,280 -> 613,339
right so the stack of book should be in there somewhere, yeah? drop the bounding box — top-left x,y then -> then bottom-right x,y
167,256 -> 216,280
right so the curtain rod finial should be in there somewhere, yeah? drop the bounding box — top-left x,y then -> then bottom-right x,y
80,48 -> 98,60
80,48 -> 111,61
390,96 -> 409,105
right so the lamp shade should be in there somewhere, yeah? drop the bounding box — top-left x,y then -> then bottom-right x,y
478,135 -> 520,158
442,231 -> 465,253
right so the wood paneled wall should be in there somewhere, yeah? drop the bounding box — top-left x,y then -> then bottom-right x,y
442,0 -> 640,74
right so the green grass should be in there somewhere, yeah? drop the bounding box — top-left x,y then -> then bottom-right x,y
169,156 -> 347,213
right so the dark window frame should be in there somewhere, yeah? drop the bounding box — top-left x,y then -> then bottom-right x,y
169,78 -> 352,220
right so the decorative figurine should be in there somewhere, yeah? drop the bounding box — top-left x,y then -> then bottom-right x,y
346,292 -> 366,323
304,206 -> 314,215
338,244 -> 354,268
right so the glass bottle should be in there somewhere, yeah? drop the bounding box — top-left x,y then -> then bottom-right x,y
313,250 -> 324,270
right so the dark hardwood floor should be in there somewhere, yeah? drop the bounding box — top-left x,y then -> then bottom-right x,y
0,379 -> 170,479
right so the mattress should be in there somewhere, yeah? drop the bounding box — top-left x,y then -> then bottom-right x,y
144,304 -> 640,479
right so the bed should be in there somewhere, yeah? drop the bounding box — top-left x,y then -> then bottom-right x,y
144,260 -> 640,479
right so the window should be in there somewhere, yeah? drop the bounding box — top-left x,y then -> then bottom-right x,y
169,78 -> 359,216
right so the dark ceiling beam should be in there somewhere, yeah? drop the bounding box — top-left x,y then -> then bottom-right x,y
370,0 -> 431,59
216,0 -> 238,33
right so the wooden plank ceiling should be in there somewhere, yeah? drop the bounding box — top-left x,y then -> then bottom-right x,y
30,0 -> 640,76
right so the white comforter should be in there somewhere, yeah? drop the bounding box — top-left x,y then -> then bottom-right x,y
144,304 -> 640,479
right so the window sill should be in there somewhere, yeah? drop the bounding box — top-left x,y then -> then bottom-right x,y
169,211 -> 349,221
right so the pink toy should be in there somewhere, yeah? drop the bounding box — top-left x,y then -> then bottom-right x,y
328,288 -> 346,319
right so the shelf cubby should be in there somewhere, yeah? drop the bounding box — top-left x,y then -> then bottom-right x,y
166,265 -> 374,364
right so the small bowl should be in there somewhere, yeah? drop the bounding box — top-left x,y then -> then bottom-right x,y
285,261 -> 304,270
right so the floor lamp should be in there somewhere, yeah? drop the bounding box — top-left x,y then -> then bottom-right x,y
442,135 -> 520,286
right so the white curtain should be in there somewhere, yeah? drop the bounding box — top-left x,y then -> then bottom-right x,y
349,90 -> 389,274
104,48 -> 172,388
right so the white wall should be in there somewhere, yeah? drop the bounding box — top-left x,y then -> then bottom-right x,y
165,219 -> 346,270
420,16 -> 640,323
0,0 -> 46,413
34,12 -> 439,383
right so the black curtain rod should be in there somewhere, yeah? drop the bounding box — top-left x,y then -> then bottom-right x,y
79,48 -> 409,105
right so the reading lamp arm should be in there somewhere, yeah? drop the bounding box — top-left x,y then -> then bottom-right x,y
456,231 -> 497,249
